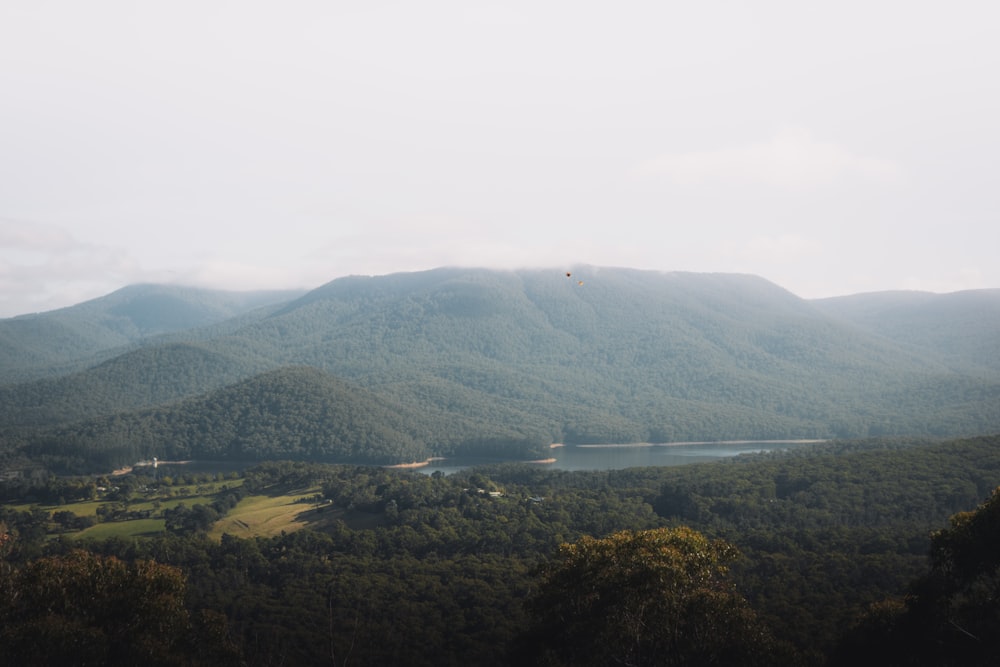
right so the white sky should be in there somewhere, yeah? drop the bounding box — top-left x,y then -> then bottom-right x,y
1,1 -> 998,317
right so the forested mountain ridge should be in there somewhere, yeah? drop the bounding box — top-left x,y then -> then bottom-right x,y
21,366 -> 478,470
0,343 -> 260,430
0,284 -> 305,383
186,267 -> 1000,439
812,288 -> 1000,374
3,267 -> 1000,472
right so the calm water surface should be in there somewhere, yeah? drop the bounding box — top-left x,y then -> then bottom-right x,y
141,441 -> 824,478
416,440 -> 825,475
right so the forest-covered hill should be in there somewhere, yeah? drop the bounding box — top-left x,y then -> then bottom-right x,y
0,284 -> 305,382
2,267 -> 999,472
812,289 -> 1000,374
18,366 -> 553,471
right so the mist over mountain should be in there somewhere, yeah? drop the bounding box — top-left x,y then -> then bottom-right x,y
812,289 -> 1000,374
3,267 -> 999,472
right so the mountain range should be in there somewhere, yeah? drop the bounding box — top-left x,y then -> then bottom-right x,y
2,267 -> 998,473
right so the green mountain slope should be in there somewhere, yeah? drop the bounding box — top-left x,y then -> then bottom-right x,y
212,267 -> 998,439
0,343 -> 260,429
4,267 -> 1000,471
812,289 -> 1000,374
0,284 -> 305,383
22,366 -> 550,471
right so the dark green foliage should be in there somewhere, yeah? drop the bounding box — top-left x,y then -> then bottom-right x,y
15,366 -> 551,472
0,550 -> 241,666
0,342 -> 259,429
522,527 -> 791,666
2,435 -> 1000,665
835,486 -> 1000,666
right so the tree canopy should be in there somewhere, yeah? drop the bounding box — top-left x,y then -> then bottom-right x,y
0,550 -> 240,666
522,527 -> 790,666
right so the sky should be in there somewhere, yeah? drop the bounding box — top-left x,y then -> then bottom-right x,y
1,1 -> 998,318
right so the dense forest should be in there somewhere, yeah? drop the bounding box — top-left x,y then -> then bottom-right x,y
3,268 -> 1000,663
0,284 -> 303,382
2,268 -> 1000,473
3,435 -> 1000,665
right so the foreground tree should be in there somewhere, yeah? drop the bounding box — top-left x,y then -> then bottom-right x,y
835,487 -> 1000,666
520,526 -> 793,666
0,550 -> 241,666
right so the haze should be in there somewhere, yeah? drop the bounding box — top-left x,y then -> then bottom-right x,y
2,1 -> 998,318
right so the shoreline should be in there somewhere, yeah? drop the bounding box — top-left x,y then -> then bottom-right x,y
110,459 -> 193,476
385,439 -> 826,471
575,439 -> 826,448
385,457 -> 446,470
105,441 -> 825,477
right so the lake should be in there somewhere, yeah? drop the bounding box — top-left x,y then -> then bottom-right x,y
136,440 -> 825,478
415,440 -> 826,475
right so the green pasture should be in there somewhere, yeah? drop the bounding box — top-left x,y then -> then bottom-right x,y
7,479 -> 245,517
208,487 -> 322,540
11,493 -> 223,518
74,518 -> 167,540
7,480 -> 338,542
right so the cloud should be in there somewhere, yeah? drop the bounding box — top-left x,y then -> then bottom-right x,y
0,218 -> 145,316
901,268 -> 990,294
730,234 -> 823,263
0,219 -> 81,256
633,129 -> 902,189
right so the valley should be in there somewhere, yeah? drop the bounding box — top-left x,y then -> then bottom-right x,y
2,267 -> 998,476
2,267 -> 1000,665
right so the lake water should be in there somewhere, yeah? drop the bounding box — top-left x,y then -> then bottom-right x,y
137,440 -> 825,478
415,440 -> 825,475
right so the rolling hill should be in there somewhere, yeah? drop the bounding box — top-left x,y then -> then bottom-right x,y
0,342 -> 260,429
21,367 -> 457,470
0,284 -> 305,383
3,267 -> 999,472
812,289 -> 1000,374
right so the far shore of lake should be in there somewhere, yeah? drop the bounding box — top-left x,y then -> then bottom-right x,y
384,457 -> 446,470
106,440 -> 828,477
574,439 -> 826,448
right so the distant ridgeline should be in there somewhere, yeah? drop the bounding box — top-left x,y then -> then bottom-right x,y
1,267 -> 999,473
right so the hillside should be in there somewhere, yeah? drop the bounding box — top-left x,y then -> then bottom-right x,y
211,267 -> 1000,438
0,343 -> 262,430
812,289 -> 1000,374
0,284 -> 305,382
3,267 -> 1000,471
21,367 -> 471,471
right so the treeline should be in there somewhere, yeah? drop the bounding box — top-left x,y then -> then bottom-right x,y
0,283 -> 302,383
0,343 -> 264,429
4,435 -> 1000,664
9,366 -> 554,473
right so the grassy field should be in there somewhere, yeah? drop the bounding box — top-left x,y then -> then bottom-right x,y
6,479 -> 244,517
74,518 -> 167,540
207,487 -> 323,540
7,480 -> 383,542
11,493 -> 229,519
17,499 -> 108,516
